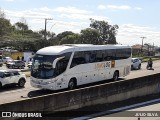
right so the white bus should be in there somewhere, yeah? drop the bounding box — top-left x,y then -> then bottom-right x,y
30,44 -> 131,90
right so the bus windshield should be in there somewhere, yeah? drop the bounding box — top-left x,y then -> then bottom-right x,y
31,52 -> 71,79
31,54 -> 58,79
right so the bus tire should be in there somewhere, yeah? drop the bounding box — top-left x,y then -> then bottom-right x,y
68,78 -> 77,90
113,71 -> 119,81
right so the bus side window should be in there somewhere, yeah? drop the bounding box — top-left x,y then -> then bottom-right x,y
116,49 -> 131,60
56,52 -> 71,75
105,49 -> 116,61
89,51 -> 96,63
95,50 -> 103,62
84,52 -> 90,63
70,58 -> 77,68
70,51 -> 86,68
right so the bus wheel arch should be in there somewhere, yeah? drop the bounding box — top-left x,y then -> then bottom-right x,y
113,70 -> 119,81
68,77 -> 77,90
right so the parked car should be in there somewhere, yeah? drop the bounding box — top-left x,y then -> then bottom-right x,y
0,59 -> 3,67
2,57 -> 13,64
6,60 -> 25,69
27,61 -> 32,68
131,58 -> 141,70
0,70 -> 26,88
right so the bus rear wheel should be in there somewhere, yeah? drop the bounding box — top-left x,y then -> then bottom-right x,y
113,71 -> 119,81
68,79 -> 77,90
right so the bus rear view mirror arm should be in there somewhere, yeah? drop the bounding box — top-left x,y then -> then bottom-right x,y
52,56 -> 65,68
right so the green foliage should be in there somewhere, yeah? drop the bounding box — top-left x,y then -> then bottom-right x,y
142,57 -> 160,62
38,29 -> 55,40
0,10 -> 12,39
80,28 -> 100,44
60,34 -> 80,44
15,22 -> 28,31
57,31 -> 74,40
90,18 -> 118,44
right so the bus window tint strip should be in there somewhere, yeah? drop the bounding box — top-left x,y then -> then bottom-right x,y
70,48 -> 131,67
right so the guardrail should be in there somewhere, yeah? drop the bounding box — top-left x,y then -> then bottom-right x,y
0,73 -> 160,119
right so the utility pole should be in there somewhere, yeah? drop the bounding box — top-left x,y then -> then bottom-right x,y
140,37 -> 146,52
153,42 -> 154,51
44,18 -> 53,40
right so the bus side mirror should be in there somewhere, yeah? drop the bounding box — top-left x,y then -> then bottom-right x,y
52,56 -> 65,68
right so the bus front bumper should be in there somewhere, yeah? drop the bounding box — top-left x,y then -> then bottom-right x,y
30,79 -> 56,90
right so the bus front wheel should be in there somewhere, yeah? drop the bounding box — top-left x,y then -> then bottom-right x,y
68,79 -> 77,90
113,71 -> 119,81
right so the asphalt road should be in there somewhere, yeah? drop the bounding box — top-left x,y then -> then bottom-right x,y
0,60 -> 160,104
90,99 -> 160,120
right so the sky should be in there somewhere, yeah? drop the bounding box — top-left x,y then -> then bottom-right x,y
0,0 -> 160,46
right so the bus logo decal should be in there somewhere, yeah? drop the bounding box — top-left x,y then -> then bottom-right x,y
95,62 -> 111,69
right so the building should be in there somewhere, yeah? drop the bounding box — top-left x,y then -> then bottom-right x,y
131,44 -> 142,55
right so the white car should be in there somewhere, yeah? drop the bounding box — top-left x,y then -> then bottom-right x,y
0,70 -> 26,88
27,61 -> 32,68
2,57 -> 13,64
131,58 -> 142,70
0,59 -> 3,67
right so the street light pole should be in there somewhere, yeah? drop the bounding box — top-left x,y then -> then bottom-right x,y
140,37 -> 146,52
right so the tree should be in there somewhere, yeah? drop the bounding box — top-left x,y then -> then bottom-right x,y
38,29 -> 55,40
57,31 -> 74,40
59,34 -> 80,44
48,37 -> 60,45
0,18 -> 11,38
90,18 -> 119,44
56,31 -> 75,44
0,8 -> 5,18
0,9 -> 12,39
15,22 -> 28,32
80,28 -> 100,44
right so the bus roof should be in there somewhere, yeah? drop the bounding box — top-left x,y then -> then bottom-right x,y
36,44 -> 131,55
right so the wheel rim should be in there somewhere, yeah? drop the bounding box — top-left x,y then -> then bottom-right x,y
20,80 -> 25,87
113,72 -> 118,80
69,81 -> 74,89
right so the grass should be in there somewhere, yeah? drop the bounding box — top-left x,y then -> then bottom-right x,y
142,57 -> 160,62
